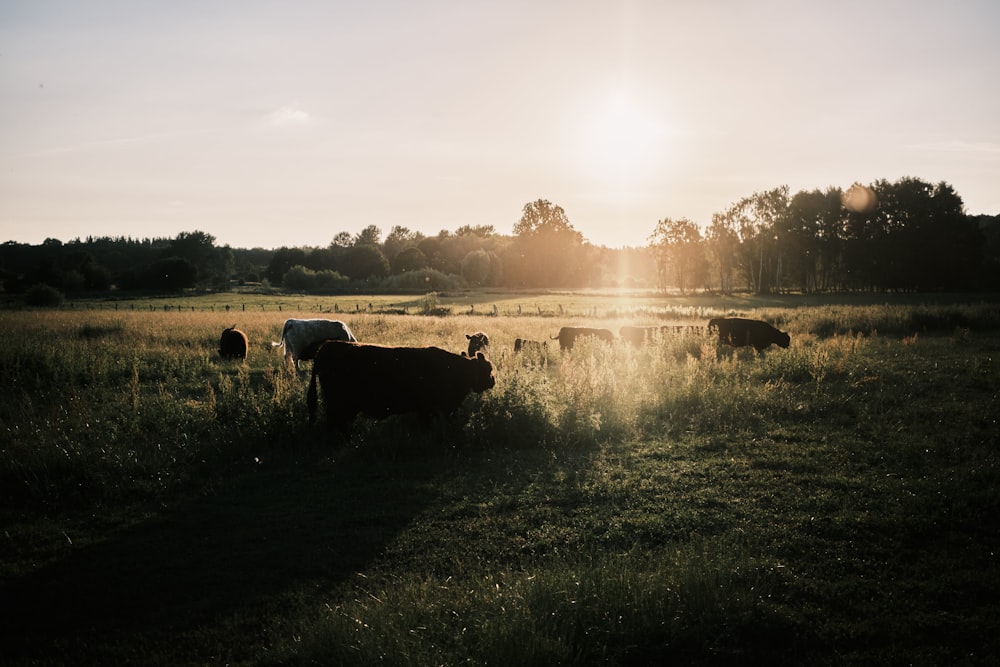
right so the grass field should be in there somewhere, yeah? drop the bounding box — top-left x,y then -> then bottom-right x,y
1,293 -> 998,665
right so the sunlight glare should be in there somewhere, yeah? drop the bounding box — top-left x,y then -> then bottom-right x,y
582,93 -> 670,185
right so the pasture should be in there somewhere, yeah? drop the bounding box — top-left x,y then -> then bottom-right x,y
1,295 -> 998,665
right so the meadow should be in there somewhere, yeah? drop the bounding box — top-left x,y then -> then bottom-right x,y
1,293 -> 998,665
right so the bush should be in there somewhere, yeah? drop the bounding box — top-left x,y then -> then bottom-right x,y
24,283 -> 64,307
282,265 -> 349,292
382,268 -> 465,291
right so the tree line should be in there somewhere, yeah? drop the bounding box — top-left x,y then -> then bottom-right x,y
651,177 -> 995,293
2,177 -> 998,301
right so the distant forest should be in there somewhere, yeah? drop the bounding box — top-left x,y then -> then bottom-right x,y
2,177 -> 998,302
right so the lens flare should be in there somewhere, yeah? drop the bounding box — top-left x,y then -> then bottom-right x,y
842,183 -> 877,213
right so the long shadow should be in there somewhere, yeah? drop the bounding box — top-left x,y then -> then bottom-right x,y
0,443 -> 440,663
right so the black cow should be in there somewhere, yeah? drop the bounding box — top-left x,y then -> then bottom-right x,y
307,341 -> 496,431
551,326 -> 615,351
708,317 -> 790,352
218,326 -> 249,360
465,331 -> 490,357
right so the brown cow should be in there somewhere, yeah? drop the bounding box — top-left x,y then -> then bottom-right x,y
307,341 -> 496,431
465,331 -> 490,357
218,326 -> 249,360
708,317 -> 790,352
551,326 -> 615,351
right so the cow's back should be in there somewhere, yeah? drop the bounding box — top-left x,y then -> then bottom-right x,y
709,317 -> 789,351
554,326 -> 614,350
219,327 -> 249,359
309,341 -> 495,428
276,318 -> 356,368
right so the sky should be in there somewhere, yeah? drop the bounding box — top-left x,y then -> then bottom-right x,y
1,0 -> 998,250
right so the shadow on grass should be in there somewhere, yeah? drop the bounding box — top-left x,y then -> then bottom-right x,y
0,442 -> 442,664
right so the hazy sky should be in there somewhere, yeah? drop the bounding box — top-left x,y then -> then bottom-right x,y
2,0 -> 998,249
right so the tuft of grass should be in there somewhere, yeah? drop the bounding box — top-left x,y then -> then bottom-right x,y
281,537 -> 793,666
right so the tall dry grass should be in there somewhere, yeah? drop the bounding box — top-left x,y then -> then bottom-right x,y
1,302 -> 994,511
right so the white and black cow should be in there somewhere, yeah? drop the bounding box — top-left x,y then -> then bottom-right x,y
271,318 -> 357,370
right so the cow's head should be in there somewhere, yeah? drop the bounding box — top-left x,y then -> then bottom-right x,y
466,351 -> 496,392
466,331 -> 490,357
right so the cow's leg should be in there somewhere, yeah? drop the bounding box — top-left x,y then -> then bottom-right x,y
330,408 -> 356,433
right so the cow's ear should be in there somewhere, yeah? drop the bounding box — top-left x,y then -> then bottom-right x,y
476,352 -> 485,360
466,334 -> 472,340
461,351 -> 469,358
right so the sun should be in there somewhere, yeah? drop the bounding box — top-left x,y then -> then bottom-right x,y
581,93 -> 670,186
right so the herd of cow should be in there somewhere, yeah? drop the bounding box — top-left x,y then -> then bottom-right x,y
217,316 -> 790,433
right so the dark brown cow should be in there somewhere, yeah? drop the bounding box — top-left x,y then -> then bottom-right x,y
708,317 -> 790,352
551,326 -> 615,351
307,341 -> 496,431
218,326 -> 249,359
465,332 -> 490,357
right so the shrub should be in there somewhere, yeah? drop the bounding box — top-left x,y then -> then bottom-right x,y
282,265 -> 349,292
24,283 -> 64,307
382,268 -> 465,291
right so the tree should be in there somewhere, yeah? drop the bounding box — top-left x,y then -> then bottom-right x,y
648,217 -> 706,293
282,265 -> 349,292
144,257 -> 197,290
24,283 -> 64,306
266,247 -> 307,286
340,244 -> 390,280
282,265 -> 316,291
391,246 -> 428,274
782,189 -> 841,293
872,177 -> 982,290
168,231 -> 231,288
974,214 -> 1000,288
383,226 -> 424,262
814,187 -> 849,291
505,199 -> 587,287
455,224 -> 495,237
417,236 -> 446,273
724,187 -> 789,294
330,232 -> 353,249
461,249 -> 501,286
706,213 -> 739,294
354,225 -> 382,247
305,247 -> 338,272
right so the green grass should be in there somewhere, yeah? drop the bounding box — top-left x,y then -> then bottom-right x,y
1,295 -> 998,665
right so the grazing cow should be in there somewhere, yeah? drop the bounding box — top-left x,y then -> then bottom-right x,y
218,326 -> 249,360
307,341 -> 496,431
465,331 -> 490,357
708,317 -> 790,352
272,318 -> 357,370
551,326 -> 615,351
